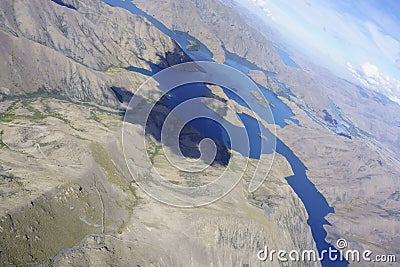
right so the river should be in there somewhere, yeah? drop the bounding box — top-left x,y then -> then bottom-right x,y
102,1 -> 347,265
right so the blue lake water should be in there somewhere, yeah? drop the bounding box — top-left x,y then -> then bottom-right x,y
328,98 -> 352,138
267,73 -> 296,97
273,45 -> 301,69
102,1 -> 347,265
223,50 -> 299,127
102,0 -> 213,61
156,83 -> 270,159
277,139 -> 347,266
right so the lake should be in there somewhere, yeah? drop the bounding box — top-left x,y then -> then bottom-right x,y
102,1 -> 348,265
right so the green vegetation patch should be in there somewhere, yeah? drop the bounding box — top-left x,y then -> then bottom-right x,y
0,100 -> 46,122
91,143 -> 135,198
22,100 -> 47,120
0,130 -> 9,149
0,184 -> 102,266
0,102 -> 16,122
186,40 -> 201,51
90,143 -> 137,234
146,138 -> 162,164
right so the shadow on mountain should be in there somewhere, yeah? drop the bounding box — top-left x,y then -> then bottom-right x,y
112,86 -> 230,166
50,0 -> 77,10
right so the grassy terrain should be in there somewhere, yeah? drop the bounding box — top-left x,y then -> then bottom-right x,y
0,184 -> 102,266
90,143 -> 137,234
146,138 -> 162,164
0,130 -> 8,148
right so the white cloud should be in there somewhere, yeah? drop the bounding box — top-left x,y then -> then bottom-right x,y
347,62 -> 400,104
248,0 -> 273,17
237,0 -> 400,102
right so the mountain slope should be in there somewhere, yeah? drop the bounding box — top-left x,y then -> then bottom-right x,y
0,0 -> 189,105
0,0 -> 319,266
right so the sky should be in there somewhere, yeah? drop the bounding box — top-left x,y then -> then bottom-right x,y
236,0 -> 400,104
